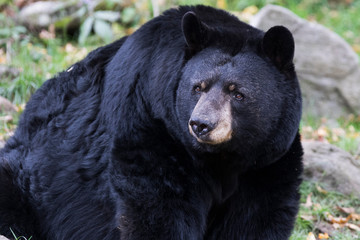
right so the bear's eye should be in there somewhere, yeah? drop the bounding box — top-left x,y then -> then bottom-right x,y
194,85 -> 202,93
233,92 -> 244,101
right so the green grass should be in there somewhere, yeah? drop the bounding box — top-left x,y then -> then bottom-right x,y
0,38 -> 97,104
291,181 -> 360,239
0,111 -> 20,141
301,114 -> 360,155
1,40 -> 63,104
283,0 -> 360,51
10,228 -> 32,240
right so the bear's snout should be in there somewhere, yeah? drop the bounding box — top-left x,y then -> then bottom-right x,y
188,95 -> 233,145
189,118 -> 215,137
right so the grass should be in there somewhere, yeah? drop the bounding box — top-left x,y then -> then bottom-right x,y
301,114 -> 360,155
0,111 -> 19,142
10,228 -> 32,240
291,181 -> 360,239
284,0 -> 360,50
0,38 -> 95,104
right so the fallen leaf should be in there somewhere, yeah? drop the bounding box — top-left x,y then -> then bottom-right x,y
315,221 -> 336,236
350,213 -> 360,221
316,126 -> 329,142
302,193 -> 313,208
307,232 -> 316,240
346,223 -> 360,232
337,206 -> 355,214
316,185 -> 328,194
318,233 -> 329,239
325,212 -> 351,224
0,55 -> 6,64
332,223 -> 344,229
301,126 -> 314,140
301,215 -> 315,221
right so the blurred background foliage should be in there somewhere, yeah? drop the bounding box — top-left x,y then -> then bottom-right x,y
0,0 -> 359,103
0,1 -> 360,239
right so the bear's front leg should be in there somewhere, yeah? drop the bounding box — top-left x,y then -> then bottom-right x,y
111,155 -> 211,240
204,148 -> 302,240
117,196 -> 208,240
205,187 -> 300,240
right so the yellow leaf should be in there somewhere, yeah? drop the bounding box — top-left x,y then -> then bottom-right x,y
316,185 -> 328,194
0,48 -> 6,64
350,213 -> 360,221
353,44 -> 360,53
242,5 -> 258,15
337,206 -> 355,214
307,232 -> 316,240
325,212 -> 351,224
319,233 -> 329,239
216,0 -> 227,9
0,57 -> 6,64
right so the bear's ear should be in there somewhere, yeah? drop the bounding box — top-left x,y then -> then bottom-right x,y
262,26 -> 295,71
181,11 -> 209,51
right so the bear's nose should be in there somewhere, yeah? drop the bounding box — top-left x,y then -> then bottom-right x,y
189,119 -> 214,137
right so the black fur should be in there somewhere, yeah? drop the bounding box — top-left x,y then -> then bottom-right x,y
0,5 -> 303,240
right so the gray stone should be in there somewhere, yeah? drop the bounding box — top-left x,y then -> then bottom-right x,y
18,1 -> 80,29
251,5 -> 360,118
302,141 -> 360,197
0,65 -> 20,79
0,96 -> 16,113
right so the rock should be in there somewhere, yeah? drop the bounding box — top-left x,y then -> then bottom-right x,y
0,65 -> 20,79
302,141 -> 360,197
0,96 -> 17,113
250,5 -> 360,118
0,115 -> 13,123
18,1 -> 80,30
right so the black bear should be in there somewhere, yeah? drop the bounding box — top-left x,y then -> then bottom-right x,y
0,5 -> 303,240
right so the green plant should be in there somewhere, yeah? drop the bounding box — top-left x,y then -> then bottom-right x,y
10,228 -> 32,240
0,12 -> 29,62
77,2 -> 121,45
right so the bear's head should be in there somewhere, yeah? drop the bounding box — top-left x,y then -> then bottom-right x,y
176,11 -> 302,167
